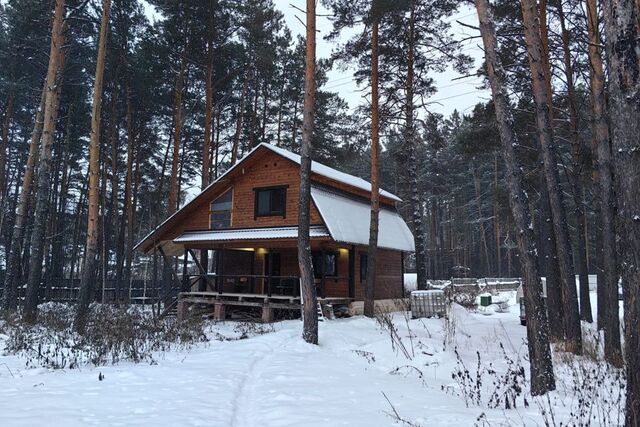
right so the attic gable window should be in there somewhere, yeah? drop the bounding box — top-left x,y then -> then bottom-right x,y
254,186 -> 287,218
210,189 -> 232,229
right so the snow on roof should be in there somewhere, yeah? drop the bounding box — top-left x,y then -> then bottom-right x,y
173,226 -> 330,243
311,186 -> 414,252
261,144 -> 402,202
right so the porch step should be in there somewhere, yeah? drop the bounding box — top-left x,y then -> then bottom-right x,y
317,302 -> 325,322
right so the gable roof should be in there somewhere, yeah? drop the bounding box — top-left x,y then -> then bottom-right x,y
134,143 -> 403,252
311,186 -> 414,252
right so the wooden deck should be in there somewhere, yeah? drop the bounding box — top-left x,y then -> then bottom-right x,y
175,291 -> 352,322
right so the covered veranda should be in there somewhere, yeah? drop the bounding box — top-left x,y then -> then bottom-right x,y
151,225 -> 359,319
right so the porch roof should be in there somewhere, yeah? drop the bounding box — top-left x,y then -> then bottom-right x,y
173,225 -> 330,244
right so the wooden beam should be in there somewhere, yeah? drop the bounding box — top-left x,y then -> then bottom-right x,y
348,245 -> 355,299
182,249 -> 189,291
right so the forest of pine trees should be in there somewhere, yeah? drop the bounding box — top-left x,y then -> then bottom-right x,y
0,0 -> 639,422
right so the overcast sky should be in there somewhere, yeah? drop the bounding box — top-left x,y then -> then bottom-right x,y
143,1 -> 490,118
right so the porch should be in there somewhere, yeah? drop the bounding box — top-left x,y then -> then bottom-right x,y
155,233 -> 362,320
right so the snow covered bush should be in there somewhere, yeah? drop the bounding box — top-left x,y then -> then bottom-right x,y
4,303 -> 208,369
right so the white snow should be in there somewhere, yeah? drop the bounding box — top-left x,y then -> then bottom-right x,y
174,226 -> 330,244
0,291 -> 624,426
311,186 -> 415,252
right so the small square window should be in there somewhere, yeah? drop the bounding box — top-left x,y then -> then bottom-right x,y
254,187 -> 287,217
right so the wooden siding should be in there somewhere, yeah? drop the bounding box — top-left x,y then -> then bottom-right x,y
163,151 -> 324,239
213,244 -> 402,300
354,248 -> 404,300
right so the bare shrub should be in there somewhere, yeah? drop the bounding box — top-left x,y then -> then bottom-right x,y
446,285 -> 481,310
442,303 -> 457,351
232,322 -> 275,339
4,303 -> 208,369
375,310 -> 414,360
446,345 -> 527,410
537,356 -> 625,426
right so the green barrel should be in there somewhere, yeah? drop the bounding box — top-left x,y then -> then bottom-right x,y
480,295 -> 492,307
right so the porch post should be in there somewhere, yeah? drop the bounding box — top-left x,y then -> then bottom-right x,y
250,252 -> 256,293
267,252 -> 273,297
182,248 -> 189,292
320,249 -> 326,299
348,245 -> 355,299
152,246 -> 158,315
218,248 -> 225,294
199,249 -> 208,292
400,251 -> 405,297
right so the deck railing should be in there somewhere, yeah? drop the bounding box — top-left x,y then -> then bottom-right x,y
185,274 -> 301,297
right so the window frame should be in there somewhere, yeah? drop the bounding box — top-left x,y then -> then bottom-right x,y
359,252 -> 368,282
210,188 -> 233,230
253,185 -> 288,219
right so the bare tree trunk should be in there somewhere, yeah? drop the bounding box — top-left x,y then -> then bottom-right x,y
586,0 -> 622,367
23,0 -> 66,322
1,84 -> 45,311
365,18 -> 380,318
520,0 -> 582,355
556,1 -> 592,323
404,2 -> 428,290
75,0 -> 111,332
298,0 -> 318,345
602,2 -> 640,422
474,0 -> 555,395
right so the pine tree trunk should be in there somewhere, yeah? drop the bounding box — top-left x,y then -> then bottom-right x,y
1,83 -> 46,311
556,1 -> 592,323
168,56 -> 187,215
231,73 -> 248,165
365,18 -> 380,318
1,91 -> 15,209
23,0 -> 66,322
75,0 -> 111,332
539,179 -> 565,342
202,1 -> 214,189
404,2 -> 427,291
473,165 -> 491,275
586,0 -> 623,367
474,0 -> 555,395
520,0 -> 582,354
109,86 -> 122,300
298,0 -> 319,345
122,83 -> 135,297
602,2 -> 640,422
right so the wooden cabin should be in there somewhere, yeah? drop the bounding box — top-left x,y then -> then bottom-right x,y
134,143 -> 414,320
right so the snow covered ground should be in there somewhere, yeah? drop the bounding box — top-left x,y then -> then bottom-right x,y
0,292 -> 624,426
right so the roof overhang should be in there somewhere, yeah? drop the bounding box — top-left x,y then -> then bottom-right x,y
173,225 -> 330,245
